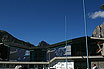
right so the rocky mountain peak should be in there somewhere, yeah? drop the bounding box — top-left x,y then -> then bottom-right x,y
38,41 -> 49,46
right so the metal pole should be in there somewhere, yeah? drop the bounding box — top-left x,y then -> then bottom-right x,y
82,0 -> 89,69
49,49 -> 50,69
65,16 -> 68,69
28,64 -> 29,69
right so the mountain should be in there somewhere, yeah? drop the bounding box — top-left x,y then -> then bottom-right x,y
0,30 -> 35,48
38,41 -> 49,47
92,22 -> 104,38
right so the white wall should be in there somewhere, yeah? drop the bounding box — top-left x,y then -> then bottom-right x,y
51,62 -> 74,69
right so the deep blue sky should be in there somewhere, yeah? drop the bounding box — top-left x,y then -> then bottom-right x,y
0,0 -> 104,46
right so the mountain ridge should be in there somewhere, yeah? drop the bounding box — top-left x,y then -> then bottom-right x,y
0,30 -> 35,47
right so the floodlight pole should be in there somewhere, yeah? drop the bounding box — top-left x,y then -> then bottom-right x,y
82,0 -> 89,69
48,48 -> 50,69
65,16 -> 68,69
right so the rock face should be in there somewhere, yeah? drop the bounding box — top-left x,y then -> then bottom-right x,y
38,41 -> 49,46
92,22 -> 104,56
92,22 -> 104,38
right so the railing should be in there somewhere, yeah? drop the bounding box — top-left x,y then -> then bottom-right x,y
0,56 -> 103,69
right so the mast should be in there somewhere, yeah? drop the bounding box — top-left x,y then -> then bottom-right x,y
82,0 -> 89,69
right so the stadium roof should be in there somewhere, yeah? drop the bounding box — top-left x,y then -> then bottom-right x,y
2,36 -> 104,50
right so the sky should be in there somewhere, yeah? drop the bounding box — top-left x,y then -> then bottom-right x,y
0,0 -> 104,46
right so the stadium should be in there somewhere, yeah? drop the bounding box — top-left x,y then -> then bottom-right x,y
0,23 -> 104,69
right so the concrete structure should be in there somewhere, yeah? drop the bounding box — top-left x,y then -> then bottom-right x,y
0,56 -> 104,69
1,22 -> 104,68
1,36 -> 104,69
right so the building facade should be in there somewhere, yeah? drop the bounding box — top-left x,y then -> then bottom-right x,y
1,22 -> 104,68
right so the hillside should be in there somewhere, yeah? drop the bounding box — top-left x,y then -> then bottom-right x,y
0,30 -> 35,48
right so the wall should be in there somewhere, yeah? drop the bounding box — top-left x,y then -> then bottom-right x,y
91,61 -> 104,69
